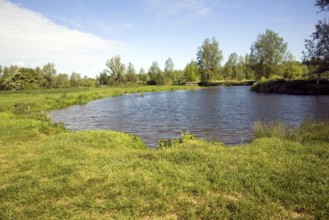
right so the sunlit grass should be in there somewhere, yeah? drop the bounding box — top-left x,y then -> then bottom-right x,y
0,86 -> 328,219
0,85 -> 198,113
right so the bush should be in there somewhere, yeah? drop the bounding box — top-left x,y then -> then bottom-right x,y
12,102 -> 32,115
157,130 -> 194,149
251,79 -> 329,94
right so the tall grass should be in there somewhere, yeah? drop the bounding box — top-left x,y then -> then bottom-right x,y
254,120 -> 329,143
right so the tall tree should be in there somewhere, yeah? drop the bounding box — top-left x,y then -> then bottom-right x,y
126,62 -> 137,84
303,1 -> 329,84
223,52 -> 239,80
283,53 -> 302,81
138,68 -> 149,85
98,70 -> 109,86
196,37 -> 223,82
236,56 -> 245,81
70,72 -> 82,87
53,74 -> 70,88
250,29 -> 288,79
148,61 -> 163,85
41,63 -> 57,88
164,57 -> 174,84
164,57 -> 174,74
106,55 -> 125,84
243,53 -> 255,80
184,60 -> 200,82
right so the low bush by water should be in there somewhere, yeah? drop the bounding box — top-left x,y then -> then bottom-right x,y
251,79 -> 329,94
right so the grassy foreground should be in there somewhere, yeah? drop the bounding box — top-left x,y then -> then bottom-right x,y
1,86 -> 328,219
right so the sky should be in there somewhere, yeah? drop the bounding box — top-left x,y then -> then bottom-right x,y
0,0 -> 323,78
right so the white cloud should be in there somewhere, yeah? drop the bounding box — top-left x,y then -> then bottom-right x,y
0,0 -> 125,77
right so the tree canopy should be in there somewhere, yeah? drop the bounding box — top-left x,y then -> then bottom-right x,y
106,55 -> 126,84
250,29 -> 288,80
184,60 -> 200,82
303,0 -> 329,84
196,37 -> 223,82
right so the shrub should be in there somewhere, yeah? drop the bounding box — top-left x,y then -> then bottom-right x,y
12,102 -> 32,115
157,130 -> 194,149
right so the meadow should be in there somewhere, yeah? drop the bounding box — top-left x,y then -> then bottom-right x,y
0,86 -> 328,219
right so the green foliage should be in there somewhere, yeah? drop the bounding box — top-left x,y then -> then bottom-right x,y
223,52 -> 245,80
148,61 -> 163,85
53,73 -> 70,88
251,29 -> 288,79
157,130 -> 194,149
12,102 -> 33,115
184,60 -> 200,82
197,37 -> 223,82
254,120 -> 329,143
106,55 -> 126,84
254,121 -> 288,139
164,57 -> 174,74
303,20 -> 329,77
69,72 -> 82,87
126,62 -> 138,84
41,63 -> 56,88
251,79 -> 329,94
0,64 -> 95,91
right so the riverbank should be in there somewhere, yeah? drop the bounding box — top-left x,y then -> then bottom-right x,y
1,86 -> 328,219
198,80 -> 255,86
251,79 -> 329,95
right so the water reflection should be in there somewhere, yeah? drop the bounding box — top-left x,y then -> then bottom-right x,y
49,87 -> 329,147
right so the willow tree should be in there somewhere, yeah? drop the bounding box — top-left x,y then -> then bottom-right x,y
250,29 -> 288,80
196,37 -> 223,82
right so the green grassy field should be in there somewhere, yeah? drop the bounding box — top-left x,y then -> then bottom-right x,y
0,86 -> 328,219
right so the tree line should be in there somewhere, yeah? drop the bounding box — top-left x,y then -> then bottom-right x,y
95,30 -> 310,86
0,0 -> 327,90
0,63 -> 96,90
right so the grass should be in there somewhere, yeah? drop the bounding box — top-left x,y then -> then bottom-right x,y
0,86 -> 328,219
0,85 -> 199,113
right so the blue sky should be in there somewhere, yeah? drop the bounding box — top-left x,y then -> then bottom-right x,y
0,0 -> 322,77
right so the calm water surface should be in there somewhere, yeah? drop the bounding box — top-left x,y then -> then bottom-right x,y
49,87 -> 329,146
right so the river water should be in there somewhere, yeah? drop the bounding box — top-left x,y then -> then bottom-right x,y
49,86 -> 329,146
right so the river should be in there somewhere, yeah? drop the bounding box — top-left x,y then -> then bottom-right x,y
49,86 -> 329,147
